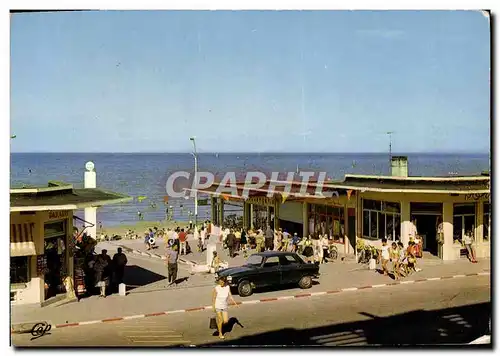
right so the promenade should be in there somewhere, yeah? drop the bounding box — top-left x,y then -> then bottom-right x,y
11,238 -> 490,331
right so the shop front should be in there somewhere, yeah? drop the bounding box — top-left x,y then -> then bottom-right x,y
10,182 -> 131,307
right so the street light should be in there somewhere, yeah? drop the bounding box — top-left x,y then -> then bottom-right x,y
190,136 -> 198,228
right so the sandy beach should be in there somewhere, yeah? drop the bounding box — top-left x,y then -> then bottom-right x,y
96,220 -> 199,238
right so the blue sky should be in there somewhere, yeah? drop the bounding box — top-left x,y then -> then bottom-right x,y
10,10 -> 490,153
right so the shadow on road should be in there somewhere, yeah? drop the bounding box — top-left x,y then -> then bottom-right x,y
123,265 -> 166,291
197,302 -> 491,347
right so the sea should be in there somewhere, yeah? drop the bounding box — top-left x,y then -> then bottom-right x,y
10,153 -> 489,227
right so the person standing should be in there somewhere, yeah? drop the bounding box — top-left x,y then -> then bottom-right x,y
212,277 -> 238,340
265,226 -> 274,251
463,230 -> 478,263
234,228 -> 241,253
226,229 -> 236,258
94,249 -> 112,298
178,228 -> 187,255
311,233 -> 321,263
112,247 -> 128,289
166,244 -> 179,285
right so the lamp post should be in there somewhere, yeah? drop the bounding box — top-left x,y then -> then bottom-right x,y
190,137 -> 198,228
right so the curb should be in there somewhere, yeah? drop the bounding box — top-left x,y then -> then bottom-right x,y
13,271 -> 490,333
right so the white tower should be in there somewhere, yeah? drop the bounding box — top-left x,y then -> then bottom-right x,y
84,161 -> 97,239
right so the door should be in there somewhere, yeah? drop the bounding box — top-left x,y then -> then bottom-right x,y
255,256 -> 281,287
347,209 -> 356,252
279,254 -> 302,284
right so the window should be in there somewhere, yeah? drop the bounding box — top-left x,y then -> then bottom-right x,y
44,221 -> 66,239
10,256 -> 29,284
309,204 -> 345,242
246,255 -> 263,266
263,256 -> 280,268
483,202 -> 490,242
453,204 -> 476,243
362,199 -> 401,241
280,255 -> 299,265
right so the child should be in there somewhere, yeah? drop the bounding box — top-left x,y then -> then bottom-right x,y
389,242 -> 400,279
380,238 -> 390,276
321,235 -> 330,264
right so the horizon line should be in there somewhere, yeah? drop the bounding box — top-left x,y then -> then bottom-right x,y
10,150 -> 490,155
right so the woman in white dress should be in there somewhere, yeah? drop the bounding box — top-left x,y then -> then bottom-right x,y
212,277 -> 238,339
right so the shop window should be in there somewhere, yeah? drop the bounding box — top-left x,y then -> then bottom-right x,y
10,256 -> 29,284
44,221 -> 66,238
483,202 -> 490,242
362,199 -> 401,240
453,204 -> 476,243
309,204 -> 345,242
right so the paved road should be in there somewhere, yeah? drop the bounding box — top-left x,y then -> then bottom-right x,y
12,275 -> 490,347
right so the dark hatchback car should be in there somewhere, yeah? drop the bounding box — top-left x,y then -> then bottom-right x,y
215,251 -> 320,297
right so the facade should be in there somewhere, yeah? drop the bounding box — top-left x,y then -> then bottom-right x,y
10,181 -> 131,306
203,158 -> 490,261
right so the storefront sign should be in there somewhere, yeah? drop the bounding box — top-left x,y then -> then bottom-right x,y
465,193 -> 490,201
48,210 -> 69,220
246,197 -> 274,206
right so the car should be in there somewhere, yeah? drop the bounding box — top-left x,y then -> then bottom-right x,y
215,251 -> 320,297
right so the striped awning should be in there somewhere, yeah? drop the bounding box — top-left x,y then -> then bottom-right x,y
10,223 -> 40,257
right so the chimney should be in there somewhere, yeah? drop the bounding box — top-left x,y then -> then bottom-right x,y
391,156 -> 408,177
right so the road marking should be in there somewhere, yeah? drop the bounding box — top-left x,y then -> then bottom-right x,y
37,271 -> 489,331
341,287 -> 358,292
123,315 -> 146,320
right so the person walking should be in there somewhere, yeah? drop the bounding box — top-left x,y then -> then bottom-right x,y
166,244 -> 179,285
212,277 -> 238,339
178,228 -> 187,255
379,238 -> 390,276
112,247 -> 128,289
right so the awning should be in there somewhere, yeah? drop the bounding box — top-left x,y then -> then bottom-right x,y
10,223 -> 40,257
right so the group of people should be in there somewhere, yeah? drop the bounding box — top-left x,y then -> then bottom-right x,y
379,238 -> 422,279
86,248 -> 128,298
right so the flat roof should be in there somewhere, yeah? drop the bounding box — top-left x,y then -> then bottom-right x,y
10,182 -> 132,212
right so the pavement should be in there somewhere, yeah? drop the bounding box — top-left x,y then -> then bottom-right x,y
11,275 -> 491,346
10,240 -> 490,332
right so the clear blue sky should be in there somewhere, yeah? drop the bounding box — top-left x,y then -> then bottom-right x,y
10,10 -> 490,153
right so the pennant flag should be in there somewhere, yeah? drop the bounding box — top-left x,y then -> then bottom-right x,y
163,196 -> 169,203
347,190 -> 353,200
137,196 -> 148,202
222,194 -> 230,201
281,193 -> 289,204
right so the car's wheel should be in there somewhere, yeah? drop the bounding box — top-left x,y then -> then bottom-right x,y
237,280 -> 253,297
298,275 -> 313,289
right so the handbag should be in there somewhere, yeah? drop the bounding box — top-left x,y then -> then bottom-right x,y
209,317 -> 217,329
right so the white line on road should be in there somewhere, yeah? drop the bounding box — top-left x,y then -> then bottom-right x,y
453,274 -> 466,278
427,277 -> 441,281
241,300 -> 260,304
78,320 -> 102,326
341,288 -> 358,292
371,284 -> 387,288
310,292 -> 327,296
400,280 -> 415,284
123,315 -> 146,320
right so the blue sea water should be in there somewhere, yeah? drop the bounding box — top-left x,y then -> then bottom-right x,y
10,152 -> 489,227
